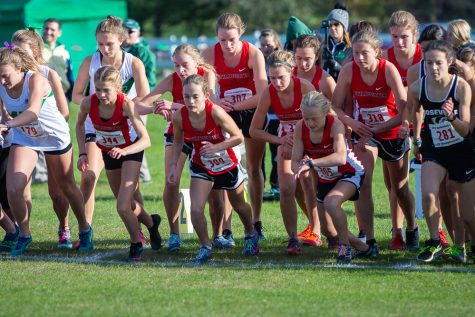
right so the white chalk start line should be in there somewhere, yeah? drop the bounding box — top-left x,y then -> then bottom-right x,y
1,250 -> 474,273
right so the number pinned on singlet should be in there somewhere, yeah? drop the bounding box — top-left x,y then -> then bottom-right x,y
360,106 -> 390,126
96,130 -> 126,148
429,121 -> 463,147
224,87 -> 253,105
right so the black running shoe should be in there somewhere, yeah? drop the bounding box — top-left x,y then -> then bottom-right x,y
128,242 -> 144,262
405,226 -> 420,251
148,214 -> 162,250
366,239 -> 379,258
336,244 -> 353,264
417,239 -> 442,262
254,221 -> 266,240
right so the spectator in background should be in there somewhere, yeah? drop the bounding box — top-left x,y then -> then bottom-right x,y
284,16 -> 313,51
122,19 -> 157,90
122,18 -> 156,183
42,18 -> 74,101
322,6 -> 352,81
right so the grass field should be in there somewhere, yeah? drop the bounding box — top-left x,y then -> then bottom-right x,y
1,105 -> 475,317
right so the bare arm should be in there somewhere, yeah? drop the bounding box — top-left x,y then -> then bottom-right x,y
319,70 -> 336,100
120,98 -> 151,155
233,45 -> 268,111
206,105 -> 244,153
72,56 -> 92,106
135,74 -> 172,115
249,87 -> 281,144
75,96 -> 91,172
444,78 -> 471,137
130,57 -> 150,101
291,120 -> 305,173
310,118 -> 347,167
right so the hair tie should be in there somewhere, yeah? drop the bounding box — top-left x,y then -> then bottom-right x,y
3,41 -> 14,49
25,25 -> 41,31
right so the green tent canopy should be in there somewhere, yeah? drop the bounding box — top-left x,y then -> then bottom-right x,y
0,0 -> 127,77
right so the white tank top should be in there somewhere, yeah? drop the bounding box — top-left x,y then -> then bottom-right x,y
85,51 -> 137,134
0,71 -> 70,151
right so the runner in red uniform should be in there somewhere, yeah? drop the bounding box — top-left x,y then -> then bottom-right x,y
250,50 -> 316,254
292,91 -> 369,264
293,34 -> 336,101
76,66 -> 161,262
203,13 -> 268,240
333,30 -> 418,257
168,75 -> 259,264
138,44 -> 226,252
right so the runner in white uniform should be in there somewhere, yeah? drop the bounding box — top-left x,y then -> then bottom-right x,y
0,47 -> 92,255
72,16 -> 149,241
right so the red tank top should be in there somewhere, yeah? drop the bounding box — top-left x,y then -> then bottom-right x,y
387,44 -> 422,87
292,66 -> 323,90
181,100 -> 238,175
214,41 -> 256,101
167,67 -> 206,136
269,77 -> 303,137
301,115 -> 362,183
351,58 -> 399,140
89,93 -> 134,151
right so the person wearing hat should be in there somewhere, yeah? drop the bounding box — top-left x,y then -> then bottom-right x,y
122,18 -> 156,183
322,7 -> 352,80
284,16 -> 313,51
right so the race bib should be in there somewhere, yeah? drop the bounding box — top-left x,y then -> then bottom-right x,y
361,106 -> 390,126
19,121 -> 45,138
201,150 -> 235,173
278,120 -> 298,137
224,87 -> 253,105
96,130 -> 126,148
316,166 -> 340,181
429,121 -> 463,147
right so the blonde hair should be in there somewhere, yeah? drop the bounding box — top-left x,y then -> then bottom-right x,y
94,66 -> 122,90
0,47 -> 39,72
267,50 -> 295,72
172,44 -> 216,78
216,13 -> 245,35
11,29 -> 45,64
96,15 -> 126,39
301,91 -> 335,115
448,19 -> 471,49
295,35 -> 322,65
183,74 -> 209,95
351,30 -> 382,50
389,10 -> 419,42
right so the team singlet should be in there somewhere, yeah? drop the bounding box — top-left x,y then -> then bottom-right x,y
89,93 -> 137,152
165,67 -> 206,136
387,44 -> 422,86
181,100 -> 238,175
419,75 -> 464,149
351,58 -> 399,140
214,41 -> 256,103
292,66 -> 323,91
301,115 -> 363,183
269,77 -> 303,137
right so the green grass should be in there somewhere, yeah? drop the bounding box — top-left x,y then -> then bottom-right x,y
1,106 -> 475,317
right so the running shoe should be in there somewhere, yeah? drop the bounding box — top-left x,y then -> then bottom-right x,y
286,237 -> 301,255
78,227 -> 94,252
192,246 -> 212,264
443,245 -> 466,264
148,214 -> 162,250
222,229 -> 236,247
406,227 -> 420,251
389,229 -> 405,250
128,242 -> 144,262
358,230 -> 366,244
0,224 -> 19,252
336,244 -> 353,264
11,235 -> 32,256
327,237 -> 339,249
244,232 -> 259,256
303,232 -> 323,247
263,188 -> 280,201
254,221 -> 266,240
168,233 -> 182,253
213,235 -> 233,249
365,239 -> 379,258
417,239 -> 442,262
438,229 -> 450,248
57,227 -> 73,249
297,225 -> 312,240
